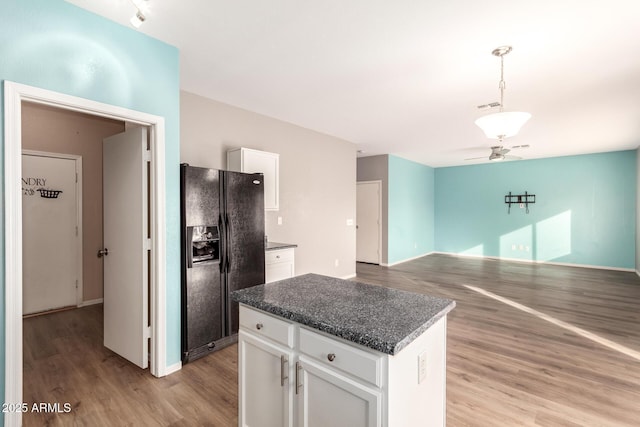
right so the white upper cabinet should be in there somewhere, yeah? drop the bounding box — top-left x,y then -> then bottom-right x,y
228,147 -> 279,211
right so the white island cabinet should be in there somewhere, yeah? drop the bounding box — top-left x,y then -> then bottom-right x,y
238,307 -> 295,426
234,274 -> 454,427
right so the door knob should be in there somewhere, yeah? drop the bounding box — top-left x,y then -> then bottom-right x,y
97,248 -> 109,258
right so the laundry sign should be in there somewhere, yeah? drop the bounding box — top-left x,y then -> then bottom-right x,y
22,177 -> 48,196
22,177 -> 62,198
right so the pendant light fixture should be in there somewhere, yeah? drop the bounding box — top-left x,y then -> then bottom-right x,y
130,10 -> 146,28
129,0 -> 149,28
475,46 -> 531,141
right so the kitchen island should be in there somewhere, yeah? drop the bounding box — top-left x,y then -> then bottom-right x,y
231,273 -> 455,427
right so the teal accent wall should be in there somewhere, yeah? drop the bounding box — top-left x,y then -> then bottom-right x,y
388,155 -> 435,264
435,150 -> 636,269
1,0 -> 181,411
636,147 -> 640,273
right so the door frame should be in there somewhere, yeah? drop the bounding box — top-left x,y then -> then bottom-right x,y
22,150 -> 84,310
356,180 -> 382,265
4,81 -> 168,425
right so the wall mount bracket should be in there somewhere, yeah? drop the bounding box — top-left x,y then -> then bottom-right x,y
505,191 -> 535,214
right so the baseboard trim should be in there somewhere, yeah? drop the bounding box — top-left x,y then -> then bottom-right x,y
341,273 -> 357,280
636,269 -> 640,279
433,251 -> 635,273
165,361 -> 182,376
79,298 -> 104,307
381,251 -> 434,267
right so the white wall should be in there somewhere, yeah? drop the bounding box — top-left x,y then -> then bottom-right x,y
181,91 -> 357,278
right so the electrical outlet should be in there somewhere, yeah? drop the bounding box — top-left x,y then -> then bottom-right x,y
414,242 -> 417,249
418,351 -> 427,384
346,218 -> 354,226
334,259 -> 339,267
277,216 -> 283,225
511,244 -> 516,251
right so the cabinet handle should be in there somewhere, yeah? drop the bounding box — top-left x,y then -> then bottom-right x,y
280,355 -> 288,387
327,353 -> 336,362
256,323 -> 263,330
295,362 -> 303,395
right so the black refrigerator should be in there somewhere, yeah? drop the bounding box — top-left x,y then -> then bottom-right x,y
180,164 -> 265,363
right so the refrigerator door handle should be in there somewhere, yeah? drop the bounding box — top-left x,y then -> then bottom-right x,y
219,214 -> 226,273
225,213 -> 232,270
186,226 -> 194,268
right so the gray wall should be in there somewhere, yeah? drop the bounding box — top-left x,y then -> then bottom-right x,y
356,155 -> 389,264
181,91 -> 357,278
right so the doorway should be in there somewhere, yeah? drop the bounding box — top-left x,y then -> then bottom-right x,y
4,81 -> 169,427
356,181 -> 382,264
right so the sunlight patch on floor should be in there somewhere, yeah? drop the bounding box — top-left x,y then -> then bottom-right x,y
464,284 -> 640,362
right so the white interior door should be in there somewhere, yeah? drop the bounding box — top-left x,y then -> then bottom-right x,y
103,127 -> 149,369
22,153 -> 79,315
356,181 -> 381,264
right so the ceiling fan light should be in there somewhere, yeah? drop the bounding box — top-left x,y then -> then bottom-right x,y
475,111 -> 531,139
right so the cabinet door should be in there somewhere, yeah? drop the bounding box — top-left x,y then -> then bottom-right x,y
239,331 -> 294,427
297,356 -> 382,427
243,150 -> 279,211
266,261 -> 295,283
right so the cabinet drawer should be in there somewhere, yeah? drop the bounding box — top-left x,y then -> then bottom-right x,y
299,327 -> 382,387
266,262 -> 294,283
239,305 -> 294,348
265,248 -> 294,264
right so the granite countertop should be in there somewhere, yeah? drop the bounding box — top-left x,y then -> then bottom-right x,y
265,241 -> 298,251
231,273 -> 455,355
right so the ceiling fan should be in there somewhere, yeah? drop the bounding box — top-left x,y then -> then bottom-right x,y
465,144 -> 529,162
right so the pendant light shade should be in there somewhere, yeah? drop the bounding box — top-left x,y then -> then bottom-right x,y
475,111 -> 531,139
475,46 -> 530,140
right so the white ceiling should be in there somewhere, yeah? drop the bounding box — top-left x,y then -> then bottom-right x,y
66,0 -> 640,167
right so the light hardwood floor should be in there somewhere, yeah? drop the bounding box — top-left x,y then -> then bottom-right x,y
23,254 -> 640,426
23,305 -> 238,426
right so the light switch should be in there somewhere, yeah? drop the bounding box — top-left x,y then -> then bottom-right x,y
277,216 -> 283,225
